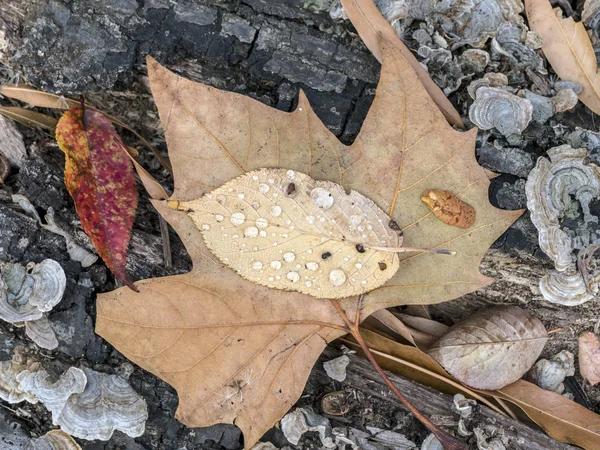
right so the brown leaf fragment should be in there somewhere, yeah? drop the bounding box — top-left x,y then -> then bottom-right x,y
579,331 -> 600,386
495,380 -> 600,448
393,313 -> 449,338
421,190 -> 475,229
0,106 -> 58,132
428,306 -> 548,390
96,266 -> 357,448
525,0 -> 600,115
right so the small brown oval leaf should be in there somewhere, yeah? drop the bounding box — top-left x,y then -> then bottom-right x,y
427,306 -> 548,390
579,331 -> 600,386
421,190 -> 475,229
170,168 -> 401,299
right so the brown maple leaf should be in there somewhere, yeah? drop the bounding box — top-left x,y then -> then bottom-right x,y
96,39 -> 520,447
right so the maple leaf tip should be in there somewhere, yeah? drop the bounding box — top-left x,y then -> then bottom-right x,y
127,282 -> 140,293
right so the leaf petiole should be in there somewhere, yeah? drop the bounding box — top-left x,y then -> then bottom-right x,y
330,299 -> 467,450
367,245 -> 456,255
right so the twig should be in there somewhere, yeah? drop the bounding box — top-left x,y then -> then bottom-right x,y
331,299 -> 467,450
159,215 -> 172,268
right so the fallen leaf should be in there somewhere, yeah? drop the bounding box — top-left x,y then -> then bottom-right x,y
579,331 -> 600,386
0,85 -> 78,109
428,306 -> 548,390
171,168 -> 402,299
494,381 -> 600,449
340,0 -> 464,128
0,106 -> 58,132
56,108 -> 138,289
393,313 -> 449,338
525,0 -> 600,115
96,38 -> 518,447
370,309 -> 418,347
344,328 -> 506,415
357,326 -> 600,450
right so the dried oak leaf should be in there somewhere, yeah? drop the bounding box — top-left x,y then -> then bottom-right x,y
56,108 -> 138,288
579,331 -> 600,386
525,0 -> 600,115
95,39 -> 519,447
428,306 -> 548,390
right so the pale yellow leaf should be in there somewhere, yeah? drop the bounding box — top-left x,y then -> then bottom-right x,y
525,0 -> 600,115
172,168 -> 401,299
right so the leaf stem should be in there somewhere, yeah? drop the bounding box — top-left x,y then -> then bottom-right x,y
331,299 -> 467,450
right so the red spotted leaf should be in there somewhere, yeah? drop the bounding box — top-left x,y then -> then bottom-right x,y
56,108 -> 138,289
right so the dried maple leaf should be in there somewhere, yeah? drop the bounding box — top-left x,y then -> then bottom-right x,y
579,331 -> 600,386
95,39 -> 519,447
525,0 -> 600,115
56,108 -> 138,289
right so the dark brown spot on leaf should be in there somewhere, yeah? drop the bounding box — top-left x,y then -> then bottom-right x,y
389,219 -> 400,231
356,244 -> 365,253
285,182 -> 296,195
322,252 -> 332,260
378,262 -> 387,270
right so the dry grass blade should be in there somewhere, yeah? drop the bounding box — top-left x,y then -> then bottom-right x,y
0,84 -> 78,109
0,84 -> 172,173
0,106 -> 58,132
525,0 -> 600,115
340,0 -> 464,128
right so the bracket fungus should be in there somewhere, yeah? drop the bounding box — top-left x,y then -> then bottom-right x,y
469,87 -> 533,137
25,430 -> 81,450
45,366 -> 148,441
0,346 -> 39,404
526,145 -> 600,305
0,259 -> 65,349
17,367 -> 87,414
0,346 -> 147,442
